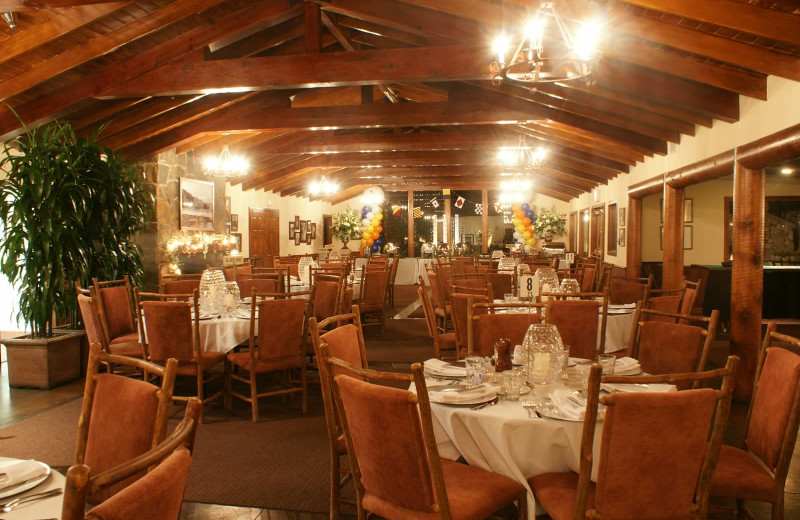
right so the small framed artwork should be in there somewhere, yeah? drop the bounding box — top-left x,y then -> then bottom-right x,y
289,221 -> 296,237
311,223 -> 317,239
684,199 -> 693,223
179,177 -> 214,231
231,233 -> 242,250
231,214 -> 239,232
306,232 -> 312,245
294,230 -> 301,245
618,228 -> 626,247
619,207 -> 626,227
294,215 -> 300,228
464,234 -> 474,244
684,225 -> 693,249
299,220 -> 308,243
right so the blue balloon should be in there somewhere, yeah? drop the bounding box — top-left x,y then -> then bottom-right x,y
362,205 -> 371,213
370,245 -> 380,253
521,203 -> 530,212
375,238 -> 383,246
526,210 -> 534,219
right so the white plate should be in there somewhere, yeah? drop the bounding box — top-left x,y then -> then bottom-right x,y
0,461 -> 51,499
429,391 -> 497,406
488,383 -> 531,397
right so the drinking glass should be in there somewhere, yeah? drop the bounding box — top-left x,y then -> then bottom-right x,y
503,370 -> 524,401
504,293 -> 515,302
598,354 -> 616,375
559,345 -> 571,379
465,356 -> 485,388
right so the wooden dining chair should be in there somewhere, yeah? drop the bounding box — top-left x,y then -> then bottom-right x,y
321,356 -> 527,520
710,323 -> 800,520
309,306 -> 369,520
237,273 -> 279,297
75,343 -> 178,504
158,272 -> 201,295
467,301 -> 546,358
135,288 -> 226,422
530,356 -> 738,520
426,269 -> 450,333
224,290 -> 311,420
385,255 -> 400,307
545,293 -> 609,360
629,306 -> 719,388
608,274 -> 654,305
357,268 -> 390,329
77,285 -> 143,367
311,268 -> 346,325
450,292 -> 490,356
417,281 -> 457,360
224,262 -> 251,281
93,276 -> 139,348
62,398 -> 200,520
482,268 -> 516,298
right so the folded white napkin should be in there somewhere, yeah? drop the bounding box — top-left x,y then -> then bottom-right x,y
601,383 -> 677,394
423,358 -> 467,377
550,388 -> 586,420
0,460 -> 45,487
614,357 -> 641,374
234,309 -> 252,320
429,385 -> 496,404
608,303 -> 637,310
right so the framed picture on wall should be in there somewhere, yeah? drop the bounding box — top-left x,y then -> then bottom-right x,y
618,228 -> 626,247
619,207 -> 626,227
306,231 -> 312,245
231,232 -> 242,251
311,223 -> 317,239
294,230 -> 301,245
231,214 -> 238,232
684,225 -> 693,249
464,234 -> 474,244
179,177 -> 214,231
299,220 -> 307,243
684,199 -> 693,223
289,221 -> 296,237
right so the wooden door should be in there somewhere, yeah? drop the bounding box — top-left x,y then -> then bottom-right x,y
250,208 -> 279,267
590,204 -> 605,259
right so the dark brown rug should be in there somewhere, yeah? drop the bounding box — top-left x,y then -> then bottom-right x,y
0,394 -> 333,513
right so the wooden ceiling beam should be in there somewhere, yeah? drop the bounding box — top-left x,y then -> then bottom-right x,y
0,2 -> 132,65
336,16 -> 428,47
521,122 -> 645,165
92,95 -> 200,140
69,97 -> 152,135
0,1 -> 119,9
208,15 -> 305,60
618,0 -> 800,47
103,45 -> 493,97
0,0 -> 293,140
510,125 -> 638,168
0,0 -> 231,102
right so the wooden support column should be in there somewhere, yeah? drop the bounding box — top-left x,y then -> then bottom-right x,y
481,189 -> 489,254
407,189 -> 414,258
626,196 -> 642,279
662,184 -> 685,289
730,157 -> 765,401
304,2 -> 321,53
444,189 -> 452,245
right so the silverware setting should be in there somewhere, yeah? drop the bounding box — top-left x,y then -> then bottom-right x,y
0,488 -> 62,513
470,398 -> 498,411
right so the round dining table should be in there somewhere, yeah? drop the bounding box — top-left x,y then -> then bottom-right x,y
0,458 -> 64,519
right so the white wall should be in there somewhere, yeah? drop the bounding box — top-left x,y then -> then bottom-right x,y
572,76 -> 800,267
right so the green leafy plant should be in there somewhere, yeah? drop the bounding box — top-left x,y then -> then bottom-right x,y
0,121 -> 153,337
331,207 -> 362,241
532,206 -> 567,241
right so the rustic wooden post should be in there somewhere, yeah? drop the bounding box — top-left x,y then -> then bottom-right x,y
662,184 -> 685,289
407,189 -> 414,257
481,189 -> 489,254
443,189 -> 452,245
626,196 -> 642,279
730,156 -> 765,401
304,2 -> 321,53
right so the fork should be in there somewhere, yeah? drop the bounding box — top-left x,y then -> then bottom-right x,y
0,488 -> 62,512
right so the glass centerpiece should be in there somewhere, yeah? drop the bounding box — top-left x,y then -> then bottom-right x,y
522,324 -> 565,386
199,269 -> 226,316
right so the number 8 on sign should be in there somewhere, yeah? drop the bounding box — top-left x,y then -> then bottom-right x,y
519,274 -> 538,298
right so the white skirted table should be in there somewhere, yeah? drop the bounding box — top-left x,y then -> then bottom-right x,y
0,457 -> 65,519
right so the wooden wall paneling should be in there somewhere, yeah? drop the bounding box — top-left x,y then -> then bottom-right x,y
662,184 -> 685,289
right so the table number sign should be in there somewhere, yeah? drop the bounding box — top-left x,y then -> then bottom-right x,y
519,274 -> 538,299
565,252 -> 575,264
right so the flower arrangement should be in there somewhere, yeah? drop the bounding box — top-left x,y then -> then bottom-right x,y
331,207 -> 362,241
532,206 -> 567,241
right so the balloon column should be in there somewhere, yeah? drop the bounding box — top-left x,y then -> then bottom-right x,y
360,205 -> 385,255
511,203 -> 536,248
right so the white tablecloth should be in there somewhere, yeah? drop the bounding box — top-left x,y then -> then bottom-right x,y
0,458 -> 64,519
604,311 -> 636,353
356,258 -> 435,285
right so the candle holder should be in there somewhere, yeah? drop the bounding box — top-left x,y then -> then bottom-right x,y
523,323 -> 564,386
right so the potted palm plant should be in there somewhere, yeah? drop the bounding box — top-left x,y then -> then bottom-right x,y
0,121 -> 153,388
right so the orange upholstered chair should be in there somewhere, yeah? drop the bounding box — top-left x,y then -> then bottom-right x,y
608,274 -> 653,305
136,289 -> 226,421
321,357 -> 527,520
224,263 -> 251,281
75,343 -> 177,505
467,301 -> 545,358
483,269 -> 515,298
545,295 -> 608,359
158,272 -> 201,295
417,282 -> 457,360
579,265 -> 597,293
237,274 -> 279,297
710,323 -> 800,520
530,357 -> 738,520
426,270 -> 450,332
450,292 -> 489,355
77,287 -> 142,363
62,398 -> 200,520
357,268 -> 390,329
93,276 -> 139,348
225,292 -> 311,420
309,307 -> 369,520
311,269 -> 346,325
630,306 -> 719,388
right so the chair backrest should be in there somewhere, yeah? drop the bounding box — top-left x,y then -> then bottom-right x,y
238,275 -> 279,299
679,278 -> 702,316
359,268 -> 390,307
484,270 -> 514,298
417,284 -> 437,340
426,270 -> 445,310
468,302 -> 545,357
224,263 -> 251,281
545,297 -> 606,359
93,276 -> 135,341
388,255 -> 400,286
569,358 -> 738,520
63,398 -> 199,520
632,307 -> 719,388
136,290 -> 198,363
321,356 -> 452,519
434,264 -> 453,302
451,293 -> 489,350
159,273 -> 202,295
77,291 -> 108,350
645,294 -> 682,320
609,274 -> 653,305
743,323 -> 800,479
75,343 -> 178,504
580,265 -> 596,293
254,296 -> 310,361
311,270 -> 345,322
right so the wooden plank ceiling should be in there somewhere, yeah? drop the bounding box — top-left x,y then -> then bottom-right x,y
0,0 -> 798,202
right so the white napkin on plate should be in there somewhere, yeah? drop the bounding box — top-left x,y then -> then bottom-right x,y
608,303 -> 637,310
423,359 -> 466,377
550,388 -> 586,420
0,460 -> 45,487
614,357 -> 641,375
601,383 -> 676,394
429,385 -> 496,404
234,309 -> 252,320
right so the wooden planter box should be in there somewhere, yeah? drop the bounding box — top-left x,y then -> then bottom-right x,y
1,330 -> 85,389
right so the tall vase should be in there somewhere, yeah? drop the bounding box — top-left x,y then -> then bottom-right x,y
341,237 -> 350,251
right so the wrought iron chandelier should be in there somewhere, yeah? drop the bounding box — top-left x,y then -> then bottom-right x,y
497,135 -> 548,172
309,176 -> 339,196
490,1 -> 602,90
202,139 -> 249,178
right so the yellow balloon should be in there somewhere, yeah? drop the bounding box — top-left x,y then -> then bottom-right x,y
362,231 -> 370,239
366,225 -> 374,233
523,230 -> 532,239
371,218 -> 380,227
512,218 -> 521,227
516,225 -> 525,233
375,213 -> 383,220
526,238 -> 535,246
